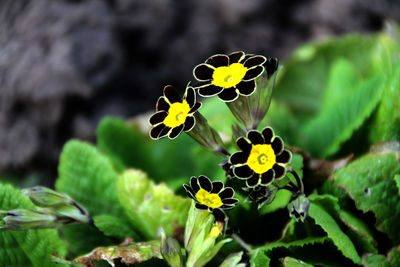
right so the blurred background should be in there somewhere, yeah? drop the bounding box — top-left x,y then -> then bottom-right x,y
0,0 -> 399,185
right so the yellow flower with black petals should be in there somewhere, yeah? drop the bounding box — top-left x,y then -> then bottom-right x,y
193,51 -> 266,102
149,85 -> 201,139
183,176 -> 238,211
229,127 -> 292,187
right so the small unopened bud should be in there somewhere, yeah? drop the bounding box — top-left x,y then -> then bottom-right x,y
288,194 -> 310,222
0,209 -> 68,230
22,186 -> 90,223
160,229 -> 182,267
22,186 -> 70,207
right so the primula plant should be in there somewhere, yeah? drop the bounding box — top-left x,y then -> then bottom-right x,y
1,25 -> 400,267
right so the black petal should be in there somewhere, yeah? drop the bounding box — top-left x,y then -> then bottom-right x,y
247,130 -> 265,144
183,184 -> 196,200
212,208 -> 226,222
149,111 -> 168,126
276,150 -> 291,164
193,64 -> 214,81
158,127 -> 171,139
261,169 -> 274,185
183,116 -> 195,132
189,102 -> 201,113
168,124 -> 184,139
164,85 -> 181,103
219,187 -> 234,199
233,165 -> 253,179
190,177 -> 200,193
198,84 -> 223,97
271,136 -> 283,154
265,58 -> 279,76
150,124 -> 165,139
228,51 -> 245,64
223,198 -> 239,205
273,164 -> 286,179
261,127 -> 274,144
244,55 -> 267,68
221,205 -> 235,210
242,66 -> 264,81
236,137 -> 252,153
156,97 -> 170,112
246,173 -> 260,187
185,87 -> 196,108
198,175 -> 212,192
218,88 -> 239,102
236,80 -> 256,96
206,54 -> 229,67
195,203 -> 208,210
211,181 -> 223,194
230,152 -> 248,165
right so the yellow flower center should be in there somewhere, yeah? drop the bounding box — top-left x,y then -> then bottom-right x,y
195,188 -> 223,209
246,144 -> 276,174
163,100 -> 190,128
211,63 -> 248,88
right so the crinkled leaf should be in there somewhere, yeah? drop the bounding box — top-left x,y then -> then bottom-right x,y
302,74 -> 385,157
56,140 -> 125,217
362,246 -> 400,267
93,214 -> 140,240
0,183 -> 67,267
308,194 -> 377,253
117,170 -> 190,240
56,140 -> 134,254
333,151 -> 400,243
308,202 -> 361,264
282,257 -> 313,267
74,240 -> 162,266
369,62 -> 400,143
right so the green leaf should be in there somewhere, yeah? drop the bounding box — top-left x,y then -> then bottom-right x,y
308,194 -> 377,253
55,140 -> 134,254
339,210 -> 377,253
333,151 -> 400,243
96,117 -> 224,184
308,203 -> 361,264
117,169 -> 190,240
362,254 -> 389,267
282,257 -> 313,267
93,214 -> 140,240
321,58 -> 358,108
56,140 -> 125,217
97,117 -> 155,174
0,183 -> 67,267
369,62 -> 400,143
301,74 -> 385,157
394,174 -> 400,196
250,248 -> 271,267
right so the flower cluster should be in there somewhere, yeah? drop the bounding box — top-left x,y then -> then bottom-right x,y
148,52 -> 308,266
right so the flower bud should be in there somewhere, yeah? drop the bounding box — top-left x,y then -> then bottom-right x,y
287,194 -> 310,222
160,229 -> 183,267
21,186 -> 90,223
0,209 -> 67,230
